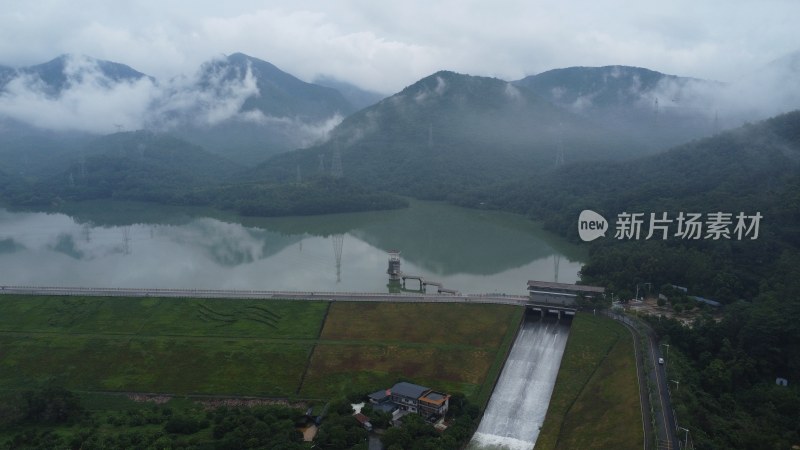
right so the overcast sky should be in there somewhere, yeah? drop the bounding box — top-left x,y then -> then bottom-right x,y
1,0 -> 799,93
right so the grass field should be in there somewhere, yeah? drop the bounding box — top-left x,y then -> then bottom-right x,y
0,295 -> 327,338
0,296 -> 327,397
303,302 -> 522,403
319,302 -> 517,348
534,313 -> 643,450
0,296 -> 521,405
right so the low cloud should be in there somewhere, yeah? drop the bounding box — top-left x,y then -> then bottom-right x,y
149,57 -> 261,129
413,75 -> 447,104
0,55 -> 157,133
555,59 -> 800,128
0,54 -> 346,147
240,110 -> 344,147
504,82 -> 523,102
643,57 -> 800,127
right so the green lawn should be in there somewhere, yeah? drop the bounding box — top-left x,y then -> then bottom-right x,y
300,302 -> 522,403
0,295 -> 327,339
320,302 -> 520,348
0,296 -> 327,397
0,296 -> 522,406
535,313 -> 643,450
0,334 -> 312,396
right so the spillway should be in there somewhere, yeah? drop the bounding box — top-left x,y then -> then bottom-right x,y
468,316 -> 571,450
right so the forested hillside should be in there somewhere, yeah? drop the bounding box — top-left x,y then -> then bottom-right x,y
455,110 -> 800,450
454,110 -> 800,299
249,70 -> 643,200
515,65 -> 723,149
0,131 -> 406,216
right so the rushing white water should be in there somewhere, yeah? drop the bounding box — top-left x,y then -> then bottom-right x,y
469,317 -> 571,450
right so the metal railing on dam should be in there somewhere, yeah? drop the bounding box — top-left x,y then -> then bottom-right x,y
0,285 -> 536,306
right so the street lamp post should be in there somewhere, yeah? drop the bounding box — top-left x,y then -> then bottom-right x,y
661,342 -> 670,359
678,426 -> 690,449
671,379 -> 680,392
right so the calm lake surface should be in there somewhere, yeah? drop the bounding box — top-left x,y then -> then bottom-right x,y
0,200 -> 585,294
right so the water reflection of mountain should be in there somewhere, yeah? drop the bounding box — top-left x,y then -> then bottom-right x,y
0,207 -> 303,268
9,199 -> 584,275
48,199 -> 390,237
170,219 -> 303,267
350,201 -> 585,276
50,233 -> 85,259
0,238 -> 24,254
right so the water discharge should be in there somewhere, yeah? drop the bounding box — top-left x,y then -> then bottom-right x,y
469,317 -> 571,450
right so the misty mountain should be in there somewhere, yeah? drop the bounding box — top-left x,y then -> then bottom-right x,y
0,129 -> 407,217
515,65 -> 725,149
485,111 -> 800,450
165,52 -> 357,165
247,70 -> 640,199
767,50 -> 800,74
314,75 -> 386,109
450,108 -> 800,305
1,131 -> 241,206
0,117 -> 95,178
466,109 -> 800,245
1,54 -> 152,95
204,53 -> 354,120
0,54 -> 159,135
80,131 -> 242,180
0,53 -> 357,166
727,50 -> 800,122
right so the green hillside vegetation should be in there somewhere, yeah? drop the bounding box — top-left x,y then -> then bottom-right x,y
200,177 -> 408,217
456,110 -> 800,303
459,110 -> 800,449
0,122 -> 93,178
0,296 -> 518,406
515,65 -> 723,149
196,53 -> 354,121
0,390 -> 310,449
0,297 -> 517,449
645,302 -> 800,449
249,71 -> 642,200
302,302 -> 522,405
536,314 -> 642,450
0,130 -> 407,216
0,296 -> 327,396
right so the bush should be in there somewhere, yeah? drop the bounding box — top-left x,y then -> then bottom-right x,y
164,416 -> 205,434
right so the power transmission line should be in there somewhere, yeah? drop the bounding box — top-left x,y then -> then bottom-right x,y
331,141 -> 343,178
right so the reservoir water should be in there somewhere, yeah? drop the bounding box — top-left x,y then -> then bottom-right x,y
0,199 -> 584,294
469,317 -> 571,450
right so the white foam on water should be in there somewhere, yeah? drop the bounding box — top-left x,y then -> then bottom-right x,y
469,432 -> 536,450
468,319 -> 570,450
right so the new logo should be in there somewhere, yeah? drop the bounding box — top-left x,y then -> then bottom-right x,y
578,210 -> 608,242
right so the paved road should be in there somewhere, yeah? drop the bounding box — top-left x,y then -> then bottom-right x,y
606,311 -> 680,450
632,315 -> 679,450
645,328 -> 679,450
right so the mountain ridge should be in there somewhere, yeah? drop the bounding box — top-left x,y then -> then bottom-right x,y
247,70 -> 644,199
2,54 -> 153,95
